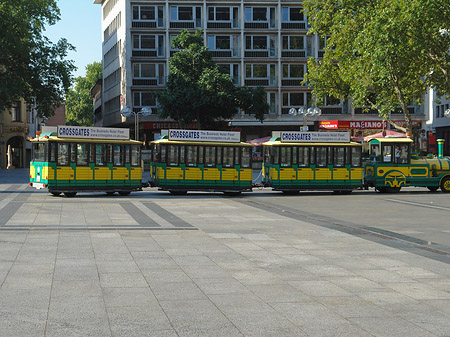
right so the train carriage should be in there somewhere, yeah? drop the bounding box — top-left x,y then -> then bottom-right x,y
149,129 -> 253,195
364,137 -> 450,192
262,131 -> 363,193
29,126 -> 144,197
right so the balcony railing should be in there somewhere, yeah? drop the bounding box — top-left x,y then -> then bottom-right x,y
207,22 -> 232,29
281,50 -> 306,58
321,107 -> 343,114
132,50 -> 158,57
132,79 -> 158,86
281,22 -> 306,29
245,79 -> 269,86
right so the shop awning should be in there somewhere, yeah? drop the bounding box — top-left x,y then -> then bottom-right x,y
364,130 -> 407,141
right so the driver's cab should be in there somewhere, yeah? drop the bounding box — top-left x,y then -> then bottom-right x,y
369,138 -> 412,165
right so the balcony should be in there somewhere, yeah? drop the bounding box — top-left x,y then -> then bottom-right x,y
281,22 -> 306,29
132,79 -> 158,86
281,50 -> 306,58
207,22 -> 232,29
132,50 -> 158,57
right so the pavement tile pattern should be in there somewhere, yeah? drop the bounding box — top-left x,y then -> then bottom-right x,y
0,170 -> 450,336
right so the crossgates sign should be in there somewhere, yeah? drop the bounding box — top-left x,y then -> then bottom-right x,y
57,126 -> 130,140
281,131 -> 350,143
168,129 -> 241,143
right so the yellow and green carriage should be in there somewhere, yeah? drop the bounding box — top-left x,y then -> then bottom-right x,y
29,126 -> 144,197
149,130 -> 253,195
364,137 -> 450,192
262,131 -> 363,194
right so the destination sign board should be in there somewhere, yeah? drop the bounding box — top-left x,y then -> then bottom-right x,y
168,129 -> 241,143
57,126 -> 130,140
280,131 -> 350,143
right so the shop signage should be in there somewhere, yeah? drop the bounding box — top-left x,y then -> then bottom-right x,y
142,122 -> 198,130
319,120 -> 388,130
281,131 -> 350,143
57,126 -> 129,140
168,129 -> 241,143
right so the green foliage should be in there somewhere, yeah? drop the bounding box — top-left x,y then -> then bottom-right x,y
303,0 -> 450,134
66,62 -> 102,126
155,30 -> 267,129
0,0 -> 75,117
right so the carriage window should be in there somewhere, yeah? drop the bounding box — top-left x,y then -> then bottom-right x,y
180,146 -> 185,164
395,144 -> 409,164
264,146 -> 270,163
298,147 -> 309,167
382,145 -> 392,163
217,147 -> 222,167
124,145 -> 131,164
96,144 -> 106,165
292,147 -> 298,166
235,147 -> 240,166
334,147 -> 345,167
223,147 -> 234,167
49,143 -> 56,162
33,143 -> 46,162
106,144 -> 113,163
131,145 -> 140,166
77,144 -> 88,165
241,147 -> 251,168
351,147 -> 362,167
114,145 -> 123,166
58,143 -> 69,165
370,144 -> 380,162
153,144 -> 159,162
328,147 -> 333,166
168,145 -> 179,165
160,145 -> 167,163
70,143 -> 76,163
316,147 -> 327,167
280,147 -> 291,167
205,146 -> 216,167
272,147 -> 279,164
186,146 -> 197,166
198,146 -> 204,164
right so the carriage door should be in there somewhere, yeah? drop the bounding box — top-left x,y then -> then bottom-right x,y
332,147 -> 349,186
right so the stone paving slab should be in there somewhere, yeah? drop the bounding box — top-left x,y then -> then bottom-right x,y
1,170 -> 450,336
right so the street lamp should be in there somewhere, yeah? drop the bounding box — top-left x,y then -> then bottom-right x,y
121,106 -> 152,140
289,106 -> 322,131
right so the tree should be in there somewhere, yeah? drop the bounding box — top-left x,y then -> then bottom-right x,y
155,30 -> 267,129
303,0 -> 450,135
0,0 -> 75,118
66,61 -> 102,126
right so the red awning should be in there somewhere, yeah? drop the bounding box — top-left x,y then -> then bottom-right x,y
246,136 -> 271,146
364,130 -> 407,141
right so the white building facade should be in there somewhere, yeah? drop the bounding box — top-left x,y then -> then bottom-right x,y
94,0 -> 426,144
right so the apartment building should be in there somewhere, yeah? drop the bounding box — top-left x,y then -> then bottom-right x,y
94,0 -> 426,142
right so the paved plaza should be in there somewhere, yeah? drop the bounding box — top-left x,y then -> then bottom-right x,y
1,169 -> 450,336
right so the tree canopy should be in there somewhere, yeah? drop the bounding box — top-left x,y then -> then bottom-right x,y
0,0 -> 75,118
66,61 -> 102,126
155,30 -> 268,129
303,0 -> 450,135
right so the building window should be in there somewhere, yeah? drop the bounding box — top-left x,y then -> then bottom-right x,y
133,92 -> 156,109
246,36 -> 268,50
209,7 -> 229,21
245,64 -> 276,86
282,7 -> 304,22
282,92 -> 311,113
12,101 -> 21,122
218,64 -> 240,84
207,6 -> 239,28
170,6 -> 202,28
282,64 -> 305,80
132,34 -> 164,56
244,7 -> 276,28
283,36 -> 304,50
132,63 -> 165,85
132,5 -> 164,27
